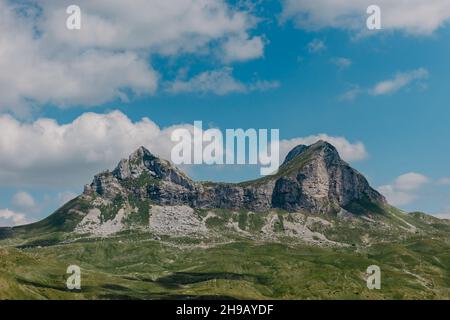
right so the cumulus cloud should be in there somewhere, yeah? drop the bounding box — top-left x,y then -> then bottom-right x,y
393,172 -> 430,191
279,134 -> 368,163
0,111 -> 191,187
0,111 -> 365,189
378,172 -> 430,206
0,0 -> 264,114
12,192 -> 37,212
166,68 -> 279,95
281,0 -> 450,35
370,68 -> 429,96
0,209 -> 29,227
39,0 -> 259,55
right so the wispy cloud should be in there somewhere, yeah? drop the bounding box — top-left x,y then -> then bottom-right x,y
435,206 -> 450,220
166,68 -> 280,95
307,39 -> 326,53
369,68 -> 429,96
330,57 -> 352,69
339,85 -> 362,101
437,177 -> 450,185
340,68 -> 429,100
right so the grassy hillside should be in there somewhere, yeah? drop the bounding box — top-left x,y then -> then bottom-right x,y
0,235 -> 449,300
0,206 -> 449,300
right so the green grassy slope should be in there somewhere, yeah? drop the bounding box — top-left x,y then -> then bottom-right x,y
0,228 -> 449,300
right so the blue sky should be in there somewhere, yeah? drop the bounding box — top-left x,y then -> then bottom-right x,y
0,0 -> 449,225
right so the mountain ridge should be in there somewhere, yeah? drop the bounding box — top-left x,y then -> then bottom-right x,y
1,142 -> 450,300
83,140 -> 386,214
1,140 -> 447,245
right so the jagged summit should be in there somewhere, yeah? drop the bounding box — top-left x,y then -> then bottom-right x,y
82,141 -> 385,214
0,141 -> 389,240
282,144 -> 308,165
281,140 -> 340,169
113,146 -> 190,182
85,146 -> 194,199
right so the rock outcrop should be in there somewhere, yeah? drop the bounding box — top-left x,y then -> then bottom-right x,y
83,141 -> 386,215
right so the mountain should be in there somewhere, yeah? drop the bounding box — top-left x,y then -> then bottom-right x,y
1,141 -> 387,238
87,140 -> 385,212
1,142 -> 449,300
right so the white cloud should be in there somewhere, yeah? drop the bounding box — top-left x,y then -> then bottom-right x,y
0,209 -> 29,227
0,111 -> 364,189
222,35 -> 265,62
393,172 -> 430,191
0,111 -> 189,187
330,57 -> 352,69
166,68 -> 279,95
340,68 -> 429,100
377,185 -> 416,207
281,0 -> 450,35
436,177 -> 450,185
56,192 -> 79,206
434,206 -> 450,220
339,85 -> 362,101
307,39 -> 326,53
39,0 -> 259,55
280,134 -> 368,163
378,172 -> 430,206
0,0 -> 264,114
370,68 -> 429,96
12,192 -> 36,212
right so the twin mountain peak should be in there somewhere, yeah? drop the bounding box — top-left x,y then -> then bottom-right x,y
83,140 -> 386,215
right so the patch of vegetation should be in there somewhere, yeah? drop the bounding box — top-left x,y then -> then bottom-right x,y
120,172 -> 161,190
125,196 -> 151,227
194,209 -> 209,219
0,197 -> 91,240
247,213 -> 266,233
206,216 -> 227,229
273,214 -> 285,233
99,195 -> 124,223
344,195 -> 385,216
238,211 -> 248,230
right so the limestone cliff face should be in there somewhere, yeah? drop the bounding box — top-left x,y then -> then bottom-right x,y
84,141 -> 386,215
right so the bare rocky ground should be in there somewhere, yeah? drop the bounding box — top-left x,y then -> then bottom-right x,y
71,201 -> 347,246
70,201 -> 430,250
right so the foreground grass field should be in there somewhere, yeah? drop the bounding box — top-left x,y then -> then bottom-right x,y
1,234 -> 449,300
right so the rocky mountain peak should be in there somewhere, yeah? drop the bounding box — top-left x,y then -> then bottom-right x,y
84,146 -> 194,199
307,140 -> 341,163
308,140 -> 338,154
282,144 -> 308,165
83,142 -> 386,215
130,145 -> 156,161
111,146 -> 189,183
281,140 -> 340,167
112,146 -> 156,180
